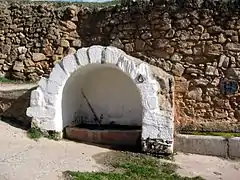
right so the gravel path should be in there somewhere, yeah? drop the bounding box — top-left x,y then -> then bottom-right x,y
0,121 -> 110,180
0,120 -> 239,180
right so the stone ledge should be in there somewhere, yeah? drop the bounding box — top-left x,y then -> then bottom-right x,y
174,134 -> 228,157
229,137 -> 240,158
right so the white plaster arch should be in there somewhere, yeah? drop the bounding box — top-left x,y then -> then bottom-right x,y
26,45 -> 174,153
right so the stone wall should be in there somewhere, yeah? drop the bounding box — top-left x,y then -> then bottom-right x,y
1,0 -> 240,132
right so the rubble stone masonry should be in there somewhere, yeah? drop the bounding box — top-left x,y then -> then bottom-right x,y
1,0 -> 240,132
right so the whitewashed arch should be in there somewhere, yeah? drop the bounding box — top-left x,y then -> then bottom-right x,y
26,45 -> 174,154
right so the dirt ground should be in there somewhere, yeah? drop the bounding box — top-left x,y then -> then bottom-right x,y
0,120 -> 239,180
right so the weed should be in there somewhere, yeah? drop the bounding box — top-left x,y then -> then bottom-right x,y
64,151 -> 204,180
27,127 -> 42,140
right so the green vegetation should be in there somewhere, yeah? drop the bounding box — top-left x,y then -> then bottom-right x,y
64,152 -> 204,180
0,77 -> 15,83
27,127 -> 59,141
181,131 -> 240,138
27,127 -> 43,140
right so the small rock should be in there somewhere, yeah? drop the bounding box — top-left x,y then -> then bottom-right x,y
165,29 -> 175,38
135,39 -> 145,51
0,53 -> 7,59
42,46 -> 53,57
226,43 -> 240,52
24,59 -> 35,67
19,54 -> 26,61
56,47 -> 64,55
72,39 -> 82,48
218,33 -> 226,44
172,63 -> 185,76
111,38 -> 124,49
200,33 -> 210,39
13,61 -> 24,72
204,44 -> 223,56
153,39 -> 169,49
179,48 -> 193,55
0,59 -> 4,65
175,18 -> 191,29
231,36 -> 239,42
193,47 -> 202,55
18,46 -> 27,54
32,53 -> 46,62
208,26 -> 223,34
185,67 -> 202,74
193,78 -> 209,86
12,71 -> 25,80
170,53 -> 183,62
206,65 -> 217,76
60,20 -> 77,31
187,87 -> 203,101
141,32 -> 152,40
60,39 -> 70,48
125,43 -> 134,52
219,55 -> 229,68
67,47 -> 76,54
193,25 -> 204,34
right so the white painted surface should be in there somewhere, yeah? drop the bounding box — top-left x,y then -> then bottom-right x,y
26,45 -> 174,149
62,64 -> 142,127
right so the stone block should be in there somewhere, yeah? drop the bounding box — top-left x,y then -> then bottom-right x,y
229,137 -> 240,158
88,45 -> 104,64
76,48 -> 89,66
104,46 -> 124,64
48,64 -> 68,86
62,54 -> 78,74
174,134 -> 228,157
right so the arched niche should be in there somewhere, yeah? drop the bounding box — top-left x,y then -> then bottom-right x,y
26,45 -> 174,154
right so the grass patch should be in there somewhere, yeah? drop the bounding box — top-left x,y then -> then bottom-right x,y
0,77 -> 15,83
27,127 -> 59,141
27,127 -> 42,140
64,152 -> 204,180
181,131 -> 240,138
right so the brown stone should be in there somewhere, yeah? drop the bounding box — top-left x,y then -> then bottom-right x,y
225,43 -> 240,52
111,38 -> 124,49
56,47 -> 64,55
193,25 -> 204,34
218,34 -> 226,44
24,59 -> 35,67
12,71 -> 25,80
124,43 -> 134,52
172,63 -> 185,76
205,65 -> 217,76
165,29 -> 175,38
174,77 -> 189,93
170,53 -> 183,62
60,39 -> 70,48
60,20 -> 77,31
42,46 -> 53,57
135,39 -> 145,51
204,44 -> 223,56
153,39 -> 169,49
72,39 -> 82,48
13,61 -> 24,72
175,18 -> 191,29
68,47 -> 76,54
187,87 -> 203,101
32,53 -> 46,62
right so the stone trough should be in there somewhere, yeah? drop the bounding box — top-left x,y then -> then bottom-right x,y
65,124 -> 142,148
